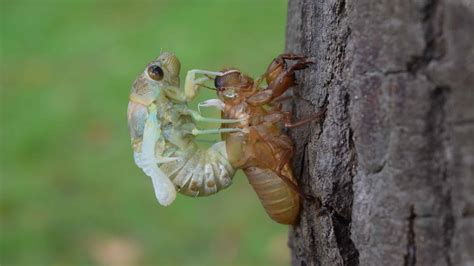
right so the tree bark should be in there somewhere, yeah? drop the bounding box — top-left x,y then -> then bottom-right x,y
285,0 -> 474,265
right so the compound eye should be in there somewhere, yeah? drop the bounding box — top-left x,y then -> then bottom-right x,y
214,76 -> 223,89
214,75 -> 227,90
223,88 -> 237,99
147,65 -> 164,81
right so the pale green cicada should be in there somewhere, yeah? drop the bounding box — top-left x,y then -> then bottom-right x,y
127,52 -> 242,206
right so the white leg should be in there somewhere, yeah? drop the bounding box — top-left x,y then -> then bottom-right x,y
191,128 -> 244,136
184,69 -> 224,101
198,99 -> 225,113
187,109 -> 242,124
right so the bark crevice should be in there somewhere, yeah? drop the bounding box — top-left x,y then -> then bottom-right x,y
328,90 -> 359,266
406,0 -> 444,76
428,85 -> 455,266
404,206 -> 417,266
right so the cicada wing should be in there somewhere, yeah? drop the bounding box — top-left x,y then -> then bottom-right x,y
140,104 -> 177,206
127,101 -> 148,151
149,166 -> 177,206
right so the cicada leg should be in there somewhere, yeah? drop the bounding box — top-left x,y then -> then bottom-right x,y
273,95 -> 293,103
246,55 -> 314,107
264,53 -> 309,84
187,109 -> 243,124
266,59 -> 314,99
191,128 -> 244,136
198,99 -> 225,112
283,109 -> 326,128
184,69 -> 224,101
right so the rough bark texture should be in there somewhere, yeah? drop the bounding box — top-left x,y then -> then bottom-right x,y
285,0 -> 473,265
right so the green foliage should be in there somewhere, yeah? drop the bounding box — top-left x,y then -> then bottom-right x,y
0,0 -> 290,265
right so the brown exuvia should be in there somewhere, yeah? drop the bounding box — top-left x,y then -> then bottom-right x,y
213,54 -> 314,224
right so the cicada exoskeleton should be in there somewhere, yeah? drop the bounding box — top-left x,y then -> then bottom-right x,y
207,54 -> 314,224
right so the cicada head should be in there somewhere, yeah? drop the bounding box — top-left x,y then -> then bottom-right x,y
129,52 -> 181,105
215,69 -> 254,105
145,52 -> 181,87
157,52 -> 181,86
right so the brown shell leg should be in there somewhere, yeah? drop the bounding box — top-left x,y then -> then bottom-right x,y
273,95 -> 293,103
264,54 -> 307,83
277,53 -> 307,60
246,90 -> 274,106
264,53 -> 312,82
248,56 -> 313,107
266,60 -> 314,97
283,109 -> 326,128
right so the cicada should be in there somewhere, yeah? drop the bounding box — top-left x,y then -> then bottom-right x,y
127,52 -> 244,206
201,54 -> 315,224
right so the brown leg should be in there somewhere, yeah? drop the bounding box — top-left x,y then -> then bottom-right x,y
247,89 -> 274,106
265,74 -> 296,99
284,109 -> 326,128
273,95 -> 293,103
264,54 -> 305,85
266,60 -> 314,99
289,59 -> 315,71
276,53 -> 307,60
268,102 -> 290,113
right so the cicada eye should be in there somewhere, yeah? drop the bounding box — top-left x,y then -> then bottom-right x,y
147,65 -> 164,81
214,76 -> 224,89
223,88 -> 237,99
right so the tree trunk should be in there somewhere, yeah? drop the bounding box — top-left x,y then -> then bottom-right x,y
285,0 -> 474,265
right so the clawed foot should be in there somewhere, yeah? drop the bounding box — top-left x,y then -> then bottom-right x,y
198,99 -> 225,113
288,59 -> 314,72
184,69 -> 225,102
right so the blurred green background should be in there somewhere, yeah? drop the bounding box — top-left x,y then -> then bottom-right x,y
0,0 -> 290,265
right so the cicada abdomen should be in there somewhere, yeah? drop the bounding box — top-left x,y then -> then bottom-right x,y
159,141 -> 235,197
244,165 -> 300,225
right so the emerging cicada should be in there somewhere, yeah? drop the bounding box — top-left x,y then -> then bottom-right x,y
201,54 -> 315,224
127,52 -> 244,206
127,52 -> 317,225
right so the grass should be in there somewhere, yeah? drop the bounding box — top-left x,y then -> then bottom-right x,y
0,0 -> 291,265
